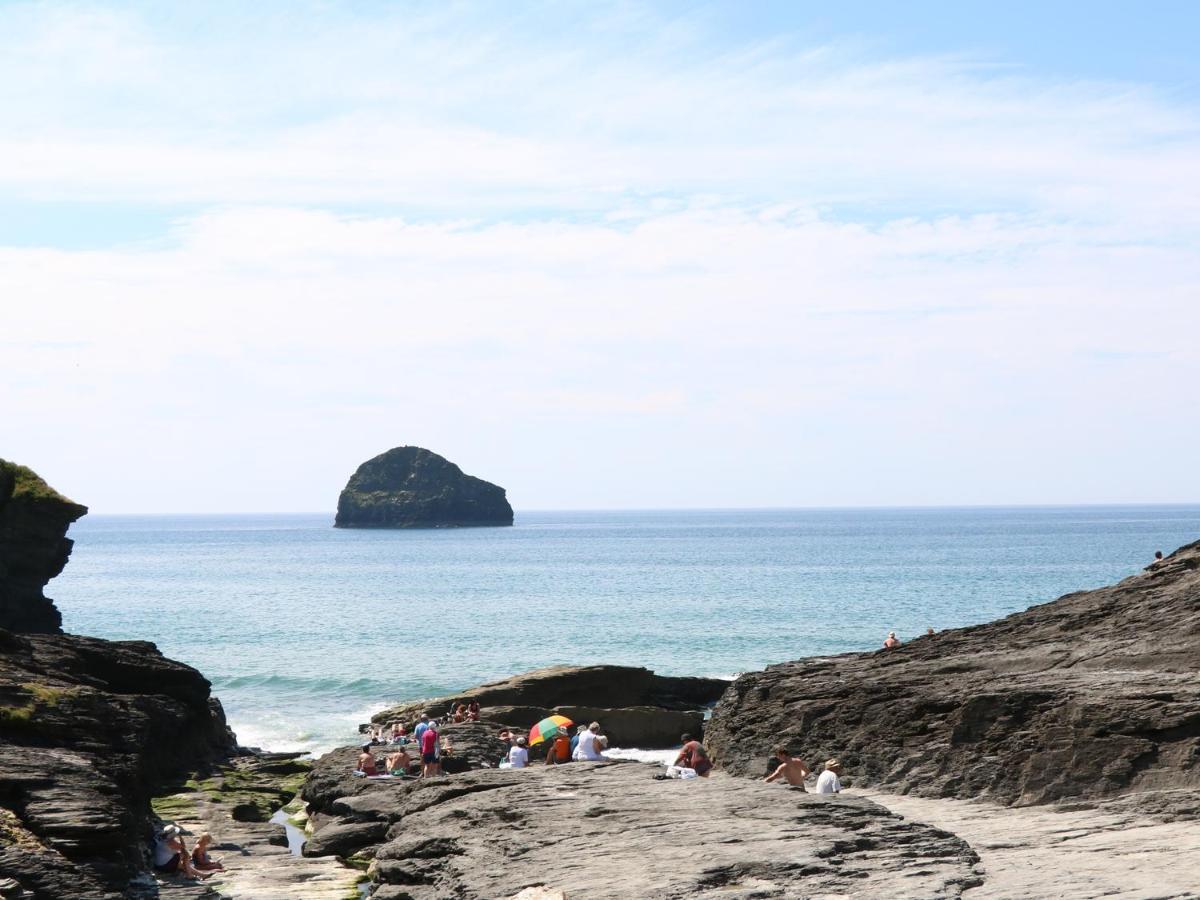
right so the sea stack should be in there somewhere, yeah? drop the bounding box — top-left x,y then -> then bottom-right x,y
334,446 -> 514,528
0,459 -> 88,633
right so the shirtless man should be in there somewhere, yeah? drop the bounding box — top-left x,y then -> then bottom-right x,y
357,744 -> 378,775
386,747 -> 412,775
883,631 -> 901,649
764,747 -> 810,787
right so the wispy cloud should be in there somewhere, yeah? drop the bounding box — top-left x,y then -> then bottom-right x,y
1,3 -> 1197,510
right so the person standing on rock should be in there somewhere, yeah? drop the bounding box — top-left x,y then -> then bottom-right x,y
674,733 -> 712,776
421,720 -> 441,777
414,713 -> 431,747
883,632 -> 901,649
814,759 -> 842,794
764,747 -> 809,787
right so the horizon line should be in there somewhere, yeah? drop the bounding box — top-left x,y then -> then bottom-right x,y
76,501 -> 1200,517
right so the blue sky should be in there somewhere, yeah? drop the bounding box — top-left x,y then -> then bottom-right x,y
3,1 -> 1199,512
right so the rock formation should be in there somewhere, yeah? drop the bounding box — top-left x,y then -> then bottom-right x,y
0,459 -> 87,633
0,460 -> 238,898
301,761 -> 982,899
706,540 -> 1200,808
369,665 -> 730,748
335,446 -> 513,528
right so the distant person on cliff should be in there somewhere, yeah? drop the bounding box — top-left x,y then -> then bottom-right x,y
883,632 -> 901,649
814,759 -> 842,794
386,746 -> 412,776
390,722 -> 407,743
764,747 -> 809,787
674,733 -> 712,776
453,704 -> 467,723
573,722 -> 607,761
546,726 -> 571,765
509,736 -> 529,768
468,700 -> 481,722
421,721 -> 441,777
1148,550 -> 1165,569
357,743 -> 379,776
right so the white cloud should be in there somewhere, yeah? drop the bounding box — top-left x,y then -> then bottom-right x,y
1,4 -> 1198,510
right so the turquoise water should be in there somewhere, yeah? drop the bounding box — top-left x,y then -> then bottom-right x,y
52,507 -> 1200,755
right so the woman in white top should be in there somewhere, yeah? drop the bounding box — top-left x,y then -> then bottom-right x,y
572,722 -> 606,761
814,759 -> 842,793
508,736 -> 529,768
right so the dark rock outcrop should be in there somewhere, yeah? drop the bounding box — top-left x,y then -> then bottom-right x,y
0,459 -> 87,633
0,461 -> 238,898
301,761 -> 982,898
335,446 -> 513,528
370,665 -> 730,748
706,539 -> 1200,808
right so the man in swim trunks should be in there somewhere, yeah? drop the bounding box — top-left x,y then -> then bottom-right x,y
673,733 -> 712,776
764,747 -> 809,787
386,746 -> 412,775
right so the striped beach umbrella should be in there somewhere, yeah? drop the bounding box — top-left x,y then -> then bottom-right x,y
528,714 -> 573,746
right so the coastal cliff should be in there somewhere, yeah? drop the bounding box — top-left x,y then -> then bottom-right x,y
0,460 -> 87,633
706,540 -> 1200,808
335,447 -> 513,528
0,460 -> 237,899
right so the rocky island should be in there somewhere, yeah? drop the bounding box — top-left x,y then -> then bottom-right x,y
334,446 -> 514,529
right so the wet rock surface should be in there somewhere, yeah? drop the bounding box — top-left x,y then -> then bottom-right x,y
706,540 -> 1200,808
302,761 -> 982,899
370,665 -> 729,749
335,446 -> 513,528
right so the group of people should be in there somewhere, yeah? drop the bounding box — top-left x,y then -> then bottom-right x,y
764,748 -> 843,792
153,825 -> 223,880
357,713 -> 450,779
501,720 -> 609,768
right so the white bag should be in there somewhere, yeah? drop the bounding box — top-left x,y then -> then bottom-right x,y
666,765 -> 698,779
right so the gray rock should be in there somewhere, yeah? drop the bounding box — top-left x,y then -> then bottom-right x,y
705,539 -> 1200,808
335,446 -> 513,528
304,762 -> 980,898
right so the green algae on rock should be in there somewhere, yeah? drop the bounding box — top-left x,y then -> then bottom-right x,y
334,446 -> 513,528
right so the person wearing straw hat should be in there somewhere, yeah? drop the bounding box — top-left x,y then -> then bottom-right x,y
815,759 -> 842,794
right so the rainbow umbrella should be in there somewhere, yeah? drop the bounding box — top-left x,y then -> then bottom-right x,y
528,714 -> 573,747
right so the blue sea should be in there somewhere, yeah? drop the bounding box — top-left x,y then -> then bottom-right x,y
52,507 -> 1200,756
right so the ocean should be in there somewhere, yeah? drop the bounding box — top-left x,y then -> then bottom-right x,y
52,507 -> 1200,757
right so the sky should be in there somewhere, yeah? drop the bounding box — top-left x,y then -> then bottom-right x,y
2,1 -> 1199,513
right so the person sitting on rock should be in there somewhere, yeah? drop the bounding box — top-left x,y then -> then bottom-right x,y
573,722 -> 607,761
764,747 -> 809,787
453,703 -> 467,723
191,832 -> 223,871
386,746 -> 412,776
883,631 -> 901,649
509,736 -> 529,768
814,759 -> 842,794
420,720 -> 441,777
357,743 -> 379,776
468,700 -> 481,721
154,825 -> 210,880
390,721 -> 407,743
674,733 -> 712,777
546,726 -> 571,765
